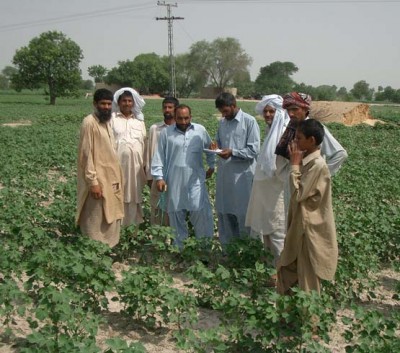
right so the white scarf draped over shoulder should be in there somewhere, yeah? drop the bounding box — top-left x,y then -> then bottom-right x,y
112,87 -> 146,121
255,95 -> 290,180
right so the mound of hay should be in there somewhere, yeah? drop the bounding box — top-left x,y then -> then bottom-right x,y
310,101 -> 373,126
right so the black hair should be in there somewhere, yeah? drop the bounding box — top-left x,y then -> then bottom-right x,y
117,90 -> 134,103
175,104 -> 191,116
162,96 -> 179,107
297,119 -> 325,145
215,92 -> 236,108
93,88 -> 113,102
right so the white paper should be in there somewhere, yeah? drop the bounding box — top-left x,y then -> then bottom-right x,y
203,148 -> 223,154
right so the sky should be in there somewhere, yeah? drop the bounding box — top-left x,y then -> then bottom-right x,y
0,0 -> 399,90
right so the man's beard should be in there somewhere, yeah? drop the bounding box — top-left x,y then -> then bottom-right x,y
163,113 -> 174,121
96,109 -> 112,123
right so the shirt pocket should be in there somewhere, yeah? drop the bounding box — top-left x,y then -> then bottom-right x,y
129,126 -> 144,141
233,128 -> 247,149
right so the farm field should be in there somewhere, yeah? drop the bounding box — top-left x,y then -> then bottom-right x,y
0,91 -> 399,353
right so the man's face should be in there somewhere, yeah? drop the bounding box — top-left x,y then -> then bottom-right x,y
263,105 -> 276,127
218,105 -> 237,120
286,105 -> 308,125
163,102 -> 176,124
94,99 -> 112,123
118,96 -> 134,116
174,107 -> 192,132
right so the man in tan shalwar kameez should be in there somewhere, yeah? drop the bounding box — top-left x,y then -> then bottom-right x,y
76,89 -> 124,248
277,119 -> 338,295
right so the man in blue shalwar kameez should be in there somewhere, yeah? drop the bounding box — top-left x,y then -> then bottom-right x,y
151,104 -> 216,249
214,92 -> 261,247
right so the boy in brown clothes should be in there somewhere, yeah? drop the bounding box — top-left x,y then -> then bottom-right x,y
277,119 -> 338,295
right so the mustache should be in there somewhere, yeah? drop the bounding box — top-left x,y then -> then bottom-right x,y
163,113 -> 174,120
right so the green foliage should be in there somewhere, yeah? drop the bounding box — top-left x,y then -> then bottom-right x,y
0,93 -> 399,352
343,307 -> 400,352
106,54 -> 169,94
22,286 -> 102,353
350,80 -> 374,101
255,61 -> 298,96
12,31 -> 83,105
104,338 -> 147,353
116,266 -> 198,328
88,65 -> 108,83
188,37 -> 252,90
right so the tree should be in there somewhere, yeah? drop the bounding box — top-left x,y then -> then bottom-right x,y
81,79 -> 94,91
336,87 -> 350,101
0,74 -> 8,90
12,31 -> 83,105
173,53 -> 197,98
106,60 -> 136,87
350,80 -> 374,101
87,65 -> 108,83
375,86 -> 396,102
255,61 -> 298,95
1,66 -> 17,89
106,53 -> 168,94
130,53 -> 168,94
187,37 -> 252,91
312,85 -> 338,101
232,70 -> 254,98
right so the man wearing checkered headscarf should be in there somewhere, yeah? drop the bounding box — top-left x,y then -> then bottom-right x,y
275,91 -> 348,234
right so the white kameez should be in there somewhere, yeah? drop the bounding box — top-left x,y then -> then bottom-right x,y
111,113 -> 146,226
245,97 -> 289,262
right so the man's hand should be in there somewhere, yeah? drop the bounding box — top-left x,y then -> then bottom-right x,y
218,148 -> 232,160
206,167 -> 214,179
209,141 -> 218,150
90,184 -> 102,199
156,179 -> 167,192
288,140 -> 304,166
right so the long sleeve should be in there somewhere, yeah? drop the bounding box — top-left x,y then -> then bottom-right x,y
204,130 -> 216,168
79,119 -> 98,187
290,162 -> 327,204
150,129 -> 166,181
231,117 -> 260,161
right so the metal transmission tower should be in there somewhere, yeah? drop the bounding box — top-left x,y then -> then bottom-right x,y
156,1 -> 183,97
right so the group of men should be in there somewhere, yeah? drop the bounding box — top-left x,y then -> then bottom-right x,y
76,88 -> 347,294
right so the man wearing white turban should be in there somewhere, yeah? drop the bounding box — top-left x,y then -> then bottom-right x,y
245,95 -> 290,267
111,88 -> 147,226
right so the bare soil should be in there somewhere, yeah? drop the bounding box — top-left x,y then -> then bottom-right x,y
0,265 -> 398,353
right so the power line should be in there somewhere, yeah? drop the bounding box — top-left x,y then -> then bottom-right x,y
156,1 -> 184,98
179,0 -> 400,3
0,2 -> 155,32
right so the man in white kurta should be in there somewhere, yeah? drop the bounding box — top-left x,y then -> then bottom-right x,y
145,97 -> 179,226
76,89 -> 124,247
214,93 -> 260,247
111,88 -> 146,227
151,105 -> 216,249
245,95 -> 289,264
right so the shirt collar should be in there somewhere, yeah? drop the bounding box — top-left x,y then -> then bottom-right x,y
232,109 -> 243,122
116,111 -> 134,119
173,123 -> 194,133
302,149 -> 321,166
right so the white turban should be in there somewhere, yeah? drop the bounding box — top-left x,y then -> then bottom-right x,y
112,87 -> 145,121
254,94 -> 290,180
255,94 -> 283,116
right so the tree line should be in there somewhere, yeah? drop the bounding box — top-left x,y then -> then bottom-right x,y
1,30 -> 399,105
